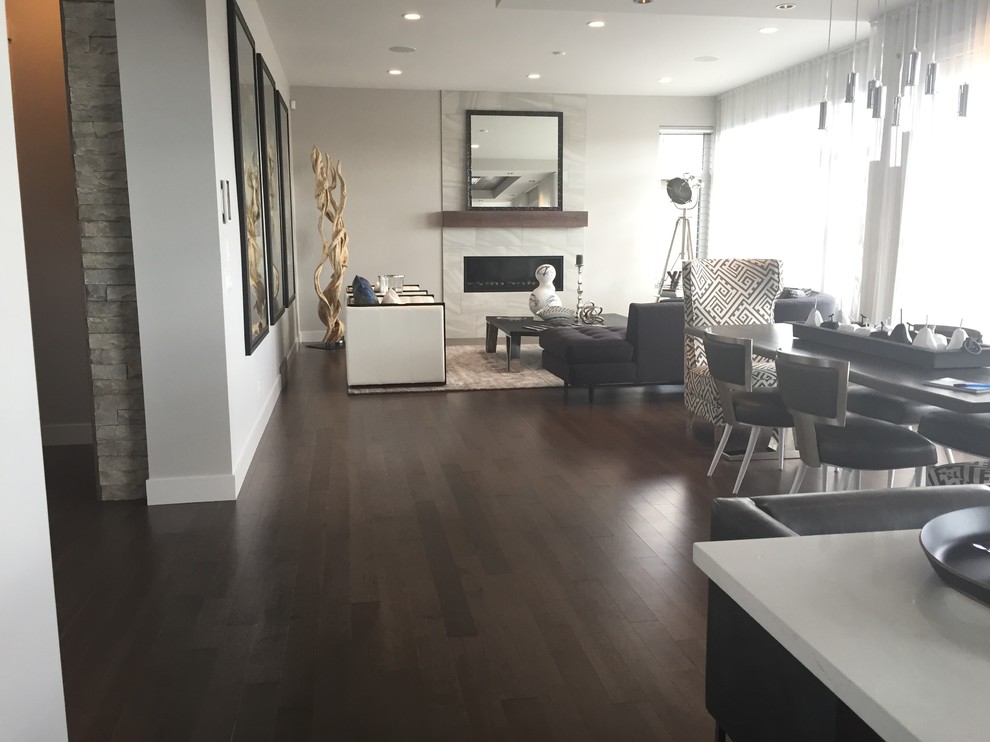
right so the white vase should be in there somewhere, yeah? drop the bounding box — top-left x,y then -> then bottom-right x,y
528,264 -> 561,317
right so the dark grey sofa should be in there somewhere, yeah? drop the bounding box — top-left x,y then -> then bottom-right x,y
539,291 -> 836,402
539,301 -> 684,402
706,485 -> 990,742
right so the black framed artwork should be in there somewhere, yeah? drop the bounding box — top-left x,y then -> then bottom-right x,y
227,0 -> 269,354
276,91 -> 297,307
256,54 -> 285,324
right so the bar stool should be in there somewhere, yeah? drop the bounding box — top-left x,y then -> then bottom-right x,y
775,352 -> 938,493
918,410 -> 990,459
703,333 -> 794,494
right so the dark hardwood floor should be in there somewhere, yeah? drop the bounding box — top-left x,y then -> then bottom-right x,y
46,347 -> 801,741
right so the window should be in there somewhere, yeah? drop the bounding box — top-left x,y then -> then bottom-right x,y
658,129 -> 712,260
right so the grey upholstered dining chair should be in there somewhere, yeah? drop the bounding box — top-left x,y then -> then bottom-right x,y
918,410 -> 990,460
774,352 -> 938,492
703,332 -> 794,494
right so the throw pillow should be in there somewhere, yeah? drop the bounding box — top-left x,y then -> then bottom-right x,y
351,275 -> 379,305
381,289 -> 403,304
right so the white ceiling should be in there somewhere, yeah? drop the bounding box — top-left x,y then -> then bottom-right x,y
256,0 -> 914,97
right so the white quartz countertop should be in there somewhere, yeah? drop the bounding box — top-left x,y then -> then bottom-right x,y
694,530 -> 990,742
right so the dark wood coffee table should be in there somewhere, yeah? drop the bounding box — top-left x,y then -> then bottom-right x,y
485,314 -> 627,371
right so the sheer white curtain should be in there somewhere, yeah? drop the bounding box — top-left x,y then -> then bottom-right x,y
893,0 -> 990,332
712,0 -> 990,331
711,45 -> 872,314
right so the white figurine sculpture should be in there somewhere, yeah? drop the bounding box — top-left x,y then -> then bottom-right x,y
528,264 -> 562,317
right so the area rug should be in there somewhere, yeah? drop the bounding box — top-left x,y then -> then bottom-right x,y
348,344 -> 563,394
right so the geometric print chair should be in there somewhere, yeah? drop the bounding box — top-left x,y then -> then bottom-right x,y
683,258 -> 783,426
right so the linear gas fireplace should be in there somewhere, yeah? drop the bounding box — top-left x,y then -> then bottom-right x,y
463,255 -> 563,293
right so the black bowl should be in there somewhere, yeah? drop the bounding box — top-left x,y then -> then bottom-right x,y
920,506 -> 990,607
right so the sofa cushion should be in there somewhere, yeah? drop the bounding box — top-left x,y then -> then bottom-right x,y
539,326 -> 633,364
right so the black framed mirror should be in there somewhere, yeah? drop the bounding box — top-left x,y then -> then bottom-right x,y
467,110 -> 563,210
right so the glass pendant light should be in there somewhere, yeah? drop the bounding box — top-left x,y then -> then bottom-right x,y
899,2 -> 921,132
925,0 -> 940,96
845,0 -> 861,103
819,0 -> 835,130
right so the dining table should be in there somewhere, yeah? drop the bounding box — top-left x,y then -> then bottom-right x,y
688,322 -> 990,413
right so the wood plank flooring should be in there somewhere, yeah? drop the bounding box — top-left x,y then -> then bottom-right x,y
46,347 -> 803,741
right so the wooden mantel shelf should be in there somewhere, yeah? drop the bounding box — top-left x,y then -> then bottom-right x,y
441,210 -> 588,228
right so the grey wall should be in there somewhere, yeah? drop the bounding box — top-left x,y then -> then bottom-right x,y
1,1 -> 70,735
289,86 -> 442,342
290,86 -> 715,338
8,0 -> 93,446
114,0 -> 297,504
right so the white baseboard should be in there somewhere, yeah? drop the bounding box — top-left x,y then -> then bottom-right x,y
41,423 -> 94,446
232,373 -> 281,493
146,472 -> 237,505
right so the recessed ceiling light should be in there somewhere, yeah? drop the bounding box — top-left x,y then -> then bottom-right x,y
388,69 -> 403,75
527,73 -> 541,79
552,50 -> 566,56
775,3 -> 795,9
633,0 -> 653,3
695,55 -> 719,62
402,12 -> 421,20
587,20 -> 606,28
389,46 -> 416,53
759,26 -> 779,33
658,76 -> 673,84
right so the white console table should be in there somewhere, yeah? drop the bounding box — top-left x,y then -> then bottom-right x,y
345,301 -> 446,386
694,530 -> 990,742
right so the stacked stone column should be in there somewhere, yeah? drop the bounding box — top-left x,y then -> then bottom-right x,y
62,0 -> 147,500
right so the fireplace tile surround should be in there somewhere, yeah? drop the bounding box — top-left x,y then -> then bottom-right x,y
441,91 -> 586,338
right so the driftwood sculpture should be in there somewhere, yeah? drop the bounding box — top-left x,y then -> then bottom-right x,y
311,146 -> 349,345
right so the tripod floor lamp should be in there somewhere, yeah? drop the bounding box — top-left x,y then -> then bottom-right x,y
657,175 -> 701,300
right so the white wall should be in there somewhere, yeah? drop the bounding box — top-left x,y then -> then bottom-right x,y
585,95 -> 715,312
206,0 -> 296,490
116,0 -> 296,503
289,87 -> 442,342
8,0 -> 93,446
0,1 -> 69,736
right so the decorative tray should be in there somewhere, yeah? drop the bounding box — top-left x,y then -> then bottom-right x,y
920,506 -> 990,607
789,322 -> 990,369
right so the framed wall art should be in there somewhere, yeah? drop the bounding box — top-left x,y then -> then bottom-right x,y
227,0 -> 269,354
256,53 -> 285,324
276,91 -> 296,308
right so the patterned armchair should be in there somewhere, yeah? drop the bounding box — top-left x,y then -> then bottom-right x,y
683,258 -> 782,426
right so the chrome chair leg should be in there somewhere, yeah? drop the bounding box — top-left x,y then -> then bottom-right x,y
777,428 -> 786,471
915,466 -> 924,486
943,447 -> 955,464
853,469 -> 863,489
733,426 -> 760,494
838,468 -> 853,490
708,425 -> 733,477
790,462 -> 808,493
821,464 -> 830,491
887,470 -> 895,488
